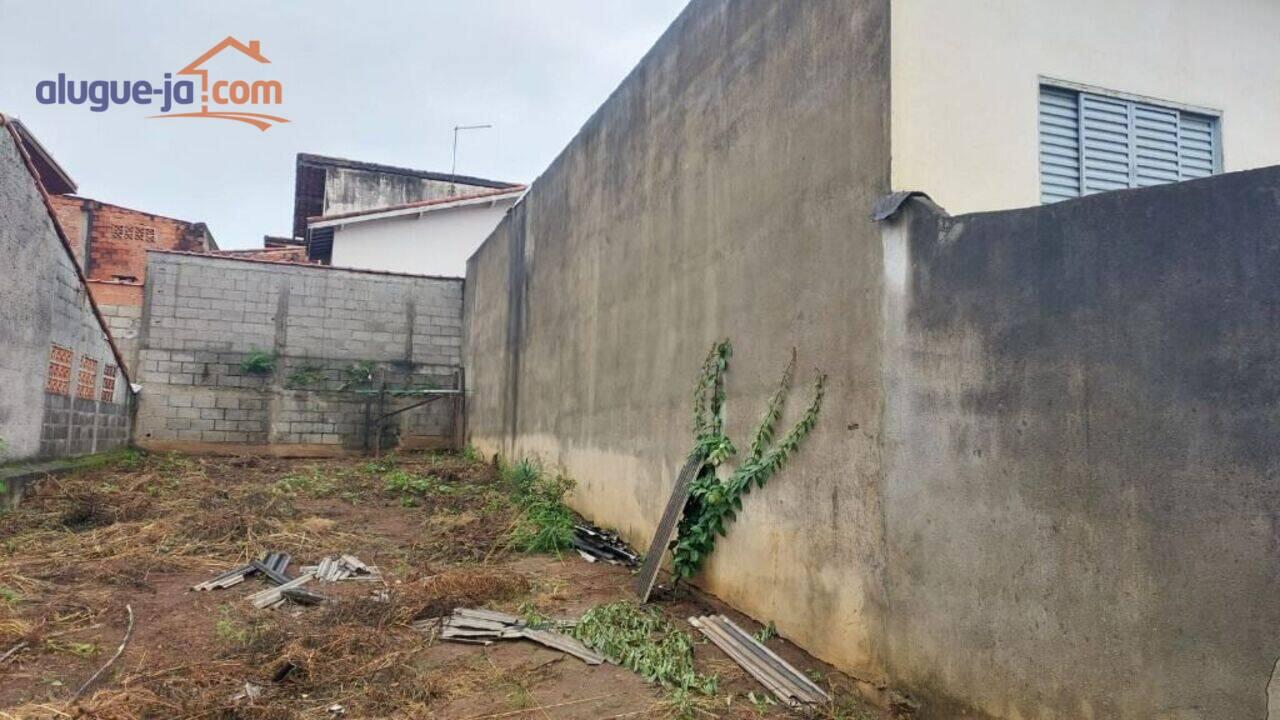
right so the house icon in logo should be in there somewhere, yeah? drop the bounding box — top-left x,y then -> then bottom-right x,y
151,36 -> 290,131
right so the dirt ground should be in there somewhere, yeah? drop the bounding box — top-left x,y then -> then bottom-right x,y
0,450 -> 886,719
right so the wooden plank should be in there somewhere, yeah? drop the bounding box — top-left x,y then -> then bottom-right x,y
633,456 -> 704,602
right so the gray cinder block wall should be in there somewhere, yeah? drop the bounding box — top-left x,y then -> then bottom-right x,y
134,251 -> 462,455
98,302 -> 142,373
0,117 -> 132,463
462,1 -> 1280,718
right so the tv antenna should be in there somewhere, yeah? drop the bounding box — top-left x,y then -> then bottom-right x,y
451,124 -> 492,177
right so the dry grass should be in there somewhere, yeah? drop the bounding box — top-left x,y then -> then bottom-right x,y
0,450 -> 884,720
0,450 -> 532,719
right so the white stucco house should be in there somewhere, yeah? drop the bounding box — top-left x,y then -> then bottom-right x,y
308,186 -> 524,277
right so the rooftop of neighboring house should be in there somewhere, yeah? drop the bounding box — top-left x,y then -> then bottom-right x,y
307,185 -> 526,228
8,118 -> 76,195
291,152 -> 522,240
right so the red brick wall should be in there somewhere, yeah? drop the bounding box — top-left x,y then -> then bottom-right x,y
49,195 -> 87,265
48,196 -> 209,290
87,203 -> 207,284
216,247 -> 311,263
86,279 -> 144,307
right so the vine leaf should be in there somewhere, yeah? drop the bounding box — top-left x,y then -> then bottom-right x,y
671,340 -> 825,581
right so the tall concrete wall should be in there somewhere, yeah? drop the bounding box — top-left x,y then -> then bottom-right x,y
465,0 -> 892,676
0,119 -> 131,463
879,169 -> 1280,719
135,252 -> 462,455
462,1 -> 1280,717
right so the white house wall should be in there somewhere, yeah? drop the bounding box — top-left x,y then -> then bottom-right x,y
890,0 -> 1280,214
329,200 -> 515,277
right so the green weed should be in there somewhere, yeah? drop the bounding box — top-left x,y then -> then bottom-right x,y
214,606 -> 255,646
753,621 -> 777,643
274,469 -> 337,497
383,470 -> 436,496
240,349 -> 276,375
70,447 -> 144,472
504,460 -> 575,553
0,586 -> 20,605
571,601 -> 717,695
361,456 -> 398,475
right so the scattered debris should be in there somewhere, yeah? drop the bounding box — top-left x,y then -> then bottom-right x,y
271,661 -> 298,683
302,554 -> 382,583
635,456 -> 705,602
70,604 -> 135,703
327,703 -> 346,716
0,641 -> 28,664
281,586 -> 330,606
230,681 -> 263,703
688,614 -> 829,707
572,522 -> 639,566
248,571 -> 317,609
417,608 -> 605,665
191,563 -> 254,591
192,551 -> 292,591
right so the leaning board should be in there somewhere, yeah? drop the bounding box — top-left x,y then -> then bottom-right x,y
633,455 -> 705,602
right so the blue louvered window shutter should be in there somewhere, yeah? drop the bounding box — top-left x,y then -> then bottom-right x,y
1039,85 -> 1219,203
1039,87 -> 1081,203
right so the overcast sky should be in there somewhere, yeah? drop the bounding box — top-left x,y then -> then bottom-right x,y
0,1 -> 688,248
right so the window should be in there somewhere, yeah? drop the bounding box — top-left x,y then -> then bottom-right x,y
1039,84 -> 1220,204
101,364 -> 118,403
76,356 -> 98,400
46,344 -> 73,395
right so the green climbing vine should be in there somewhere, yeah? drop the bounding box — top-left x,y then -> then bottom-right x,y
670,340 -> 825,581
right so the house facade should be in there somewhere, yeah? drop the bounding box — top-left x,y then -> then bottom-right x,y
890,0 -> 1280,214
311,186 -> 523,277
292,153 -> 521,267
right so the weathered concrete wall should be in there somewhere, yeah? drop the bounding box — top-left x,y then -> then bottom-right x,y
323,167 -> 463,218
461,1 -> 1280,716
878,168 -> 1280,718
0,118 -> 131,463
135,252 -> 462,455
465,0 -> 892,676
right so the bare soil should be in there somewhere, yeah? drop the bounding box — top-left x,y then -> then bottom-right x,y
0,451 -> 885,719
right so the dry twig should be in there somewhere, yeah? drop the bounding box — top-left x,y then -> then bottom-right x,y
70,604 -> 134,703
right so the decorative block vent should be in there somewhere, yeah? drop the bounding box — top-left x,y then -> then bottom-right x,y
101,364 -> 118,402
46,344 -> 73,395
77,356 -> 99,400
110,224 -> 157,244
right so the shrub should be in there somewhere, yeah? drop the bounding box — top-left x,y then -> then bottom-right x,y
504,460 -> 575,553
240,349 -> 276,375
